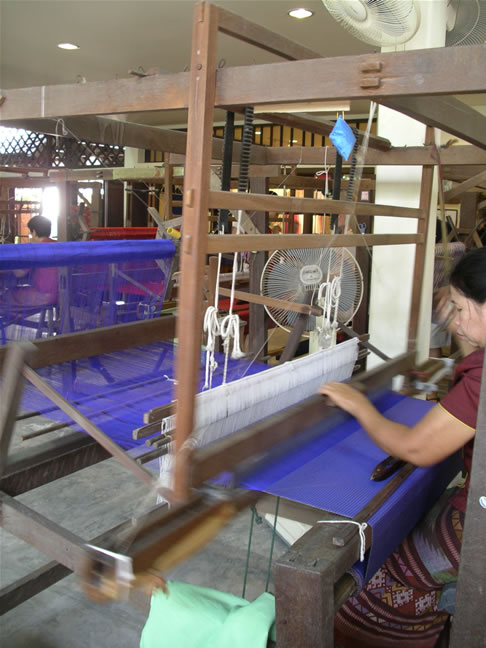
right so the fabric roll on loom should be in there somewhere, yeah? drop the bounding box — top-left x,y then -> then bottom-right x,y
0,239 -> 176,343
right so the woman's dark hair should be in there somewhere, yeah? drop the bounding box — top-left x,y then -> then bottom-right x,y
27,215 -> 52,238
450,248 -> 486,304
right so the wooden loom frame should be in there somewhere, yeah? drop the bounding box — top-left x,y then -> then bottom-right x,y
1,2 -> 486,645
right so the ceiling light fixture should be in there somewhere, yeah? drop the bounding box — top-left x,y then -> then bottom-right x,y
288,8 -> 314,19
57,42 -> 80,50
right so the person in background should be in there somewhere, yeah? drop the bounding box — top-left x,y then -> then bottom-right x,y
11,215 -> 58,307
319,247 -> 485,647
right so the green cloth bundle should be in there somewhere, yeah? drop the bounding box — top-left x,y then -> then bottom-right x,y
140,581 -> 276,648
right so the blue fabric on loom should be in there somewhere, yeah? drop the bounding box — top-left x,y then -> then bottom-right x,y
240,391 -> 460,582
17,341 -> 268,450
0,239 -> 176,270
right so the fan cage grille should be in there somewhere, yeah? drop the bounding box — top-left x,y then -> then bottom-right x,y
260,247 -> 363,334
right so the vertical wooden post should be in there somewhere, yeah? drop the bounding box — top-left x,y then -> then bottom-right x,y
57,181 -> 71,242
407,126 -> 435,351
163,154 -> 173,221
173,1 -> 219,501
450,347 -> 486,648
302,188 -> 314,234
248,176 -> 268,360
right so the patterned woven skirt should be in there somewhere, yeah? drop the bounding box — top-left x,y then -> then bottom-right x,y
335,492 -> 464,648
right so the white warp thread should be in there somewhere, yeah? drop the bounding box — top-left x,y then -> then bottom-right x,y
159,338 -> 359,485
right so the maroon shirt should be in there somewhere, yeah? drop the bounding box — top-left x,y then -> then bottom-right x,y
439,348 -> 483,513
32,238 -> 58,298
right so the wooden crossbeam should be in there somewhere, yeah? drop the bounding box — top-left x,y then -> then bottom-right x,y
265,144 -> 486,167
208,189 -> 425,219
250,111 -> 391,152
382,96 -> 486,151
8,115 -> 267,165
217,5 -> 321,61
206,232 -> 423,254
218,287 -> 322,316
22,366 -> 158,492
191,353 -> 415,487
444,169 -> 486,202
2,45 -> 486,121
0,315 -> 176,371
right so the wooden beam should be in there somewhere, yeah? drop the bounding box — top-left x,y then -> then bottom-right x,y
382,96 -> 486,151
408,126 -> 435,351
444,168 -> 486,202
253,111 -> 391,152
216,44 -> 486,106
208,190 -> 425,219
216,5 -> 321,61
269,176 -> 375,190
0,433 -> 109,497
248,176 -> 268,361
2,45 -> 486,120
191,353 -> 415,486
0,177 -> 55,188
0,493 -> 86,572
218,286 -> 322,316
265,144 -> 486,167
0,515 -> 132,614
22,366 -> 157,491
275,523 -> 363,648
0,343 -> 36,476
7,115 -> 267,164
0,314 -> 176,371
206,232 -> 423,254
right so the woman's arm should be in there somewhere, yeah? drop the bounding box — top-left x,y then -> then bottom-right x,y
318,382 -> 475,466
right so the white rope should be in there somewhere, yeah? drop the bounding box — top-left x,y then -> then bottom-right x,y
220,312 -> 245,382
203,305 -> 221,389
161,414 -> 175,434
317,276 -> 341,344
317,520 -> 368,562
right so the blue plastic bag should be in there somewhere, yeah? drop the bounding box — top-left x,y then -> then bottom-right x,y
330,115 -> 356,161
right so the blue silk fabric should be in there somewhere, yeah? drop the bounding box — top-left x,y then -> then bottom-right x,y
16,341 -> 269,450
0,239 -> 176,269
240,390 -> 460,582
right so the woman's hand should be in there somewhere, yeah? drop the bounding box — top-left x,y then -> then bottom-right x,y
318,381 -> 372,418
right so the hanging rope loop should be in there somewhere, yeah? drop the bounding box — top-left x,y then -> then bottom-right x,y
203,305 -> 221,389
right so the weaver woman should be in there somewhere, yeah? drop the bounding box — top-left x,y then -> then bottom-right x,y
8,215 -> 58,308
319,247 -> 485,648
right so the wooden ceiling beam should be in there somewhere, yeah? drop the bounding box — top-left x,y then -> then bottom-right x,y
381,96 -> 486,151
1,45 -> 486,121
251,111 -> 391,152
216,6 -> 321,61
444,168 -> 486,201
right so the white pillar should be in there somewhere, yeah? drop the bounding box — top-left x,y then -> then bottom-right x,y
368,0 -> 447,368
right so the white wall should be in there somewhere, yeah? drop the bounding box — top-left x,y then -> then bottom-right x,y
368,0 -> 447,369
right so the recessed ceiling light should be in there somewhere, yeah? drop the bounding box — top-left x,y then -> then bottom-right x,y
288,8 -> 314,19
57,42 -> 80,50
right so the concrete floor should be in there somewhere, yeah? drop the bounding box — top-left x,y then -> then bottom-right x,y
1,415 -> 287,648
